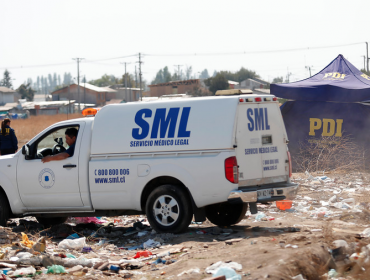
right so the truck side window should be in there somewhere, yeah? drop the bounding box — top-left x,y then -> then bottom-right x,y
33,126 -> 79,159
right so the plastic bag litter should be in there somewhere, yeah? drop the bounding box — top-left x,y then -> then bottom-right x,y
362,228 -> 370,238
13,266 -> 36,276
255,213 -> 266,221
205,261 -> 242,274
47,265 -> 66,274
58,237 -> 86,250
212,267 -> 241,280
63,257 -> 94,268
143,239 -> 161,249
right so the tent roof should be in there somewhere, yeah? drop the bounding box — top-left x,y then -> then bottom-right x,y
271,54 -> 370,102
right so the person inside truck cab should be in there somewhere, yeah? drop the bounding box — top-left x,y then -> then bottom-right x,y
41,128 -> 78,163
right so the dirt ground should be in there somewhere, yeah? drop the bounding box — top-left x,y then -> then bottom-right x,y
4,171 -> 370,280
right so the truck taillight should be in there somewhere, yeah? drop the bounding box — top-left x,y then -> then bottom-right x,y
287,151 -> 292,178
225,156 -> 239,183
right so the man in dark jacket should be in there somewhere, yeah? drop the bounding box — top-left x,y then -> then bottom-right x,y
0,118 -> 18,155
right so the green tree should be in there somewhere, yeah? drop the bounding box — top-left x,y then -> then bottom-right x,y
204,73 -> 229,94
272,76 -> 284,83
218,67 -> 259,83
89,74 -> 116,87
0,70 -> 13,89
199,69 -> 209,79
151,67 -> 172,84
17,83 -> 35,101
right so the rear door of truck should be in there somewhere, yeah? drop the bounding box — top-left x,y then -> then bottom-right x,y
235,96 -> 288,188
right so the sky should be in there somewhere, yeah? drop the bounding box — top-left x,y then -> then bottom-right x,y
0,0 -> 369,89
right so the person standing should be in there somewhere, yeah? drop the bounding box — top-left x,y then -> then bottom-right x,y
0,118 -> 18,155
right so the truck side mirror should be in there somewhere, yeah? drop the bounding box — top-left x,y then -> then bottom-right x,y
22,144 -> 30,157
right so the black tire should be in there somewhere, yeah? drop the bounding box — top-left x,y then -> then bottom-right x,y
0,193 -> 10,226
36,217 -> 68,226
145,185 -> 193,233
205,201 -> 248,227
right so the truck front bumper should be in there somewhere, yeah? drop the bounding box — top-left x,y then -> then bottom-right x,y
228,182 -> 299,203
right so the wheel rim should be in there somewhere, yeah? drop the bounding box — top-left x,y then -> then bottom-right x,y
153,195 -> 180,226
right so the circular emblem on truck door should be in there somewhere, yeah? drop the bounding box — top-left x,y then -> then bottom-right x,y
38,168 -> 55,189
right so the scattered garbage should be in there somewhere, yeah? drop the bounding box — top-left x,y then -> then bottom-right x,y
205,261 -> 242,274
58,237 -> 86,250
212,266 -> 241,280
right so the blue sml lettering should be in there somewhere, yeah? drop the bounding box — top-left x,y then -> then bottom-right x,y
132,107 -> 191,140
247,108 -> 270,131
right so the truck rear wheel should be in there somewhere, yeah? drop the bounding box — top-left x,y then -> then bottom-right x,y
36,217 -> 68,226
205,201 -> 248,227
0,193 -> 10,226
146,185 -> 193,233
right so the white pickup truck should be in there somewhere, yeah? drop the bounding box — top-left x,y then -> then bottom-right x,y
0,94 -> 298,232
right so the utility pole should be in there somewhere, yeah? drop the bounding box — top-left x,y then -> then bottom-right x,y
137,53 -> 143,101
72,58 -> 84,112
174,65 -> 183,80
135,66 -> 138,90
120,62 -> 131,102
362,56 -> 366,71
305,66 -> 313,77
366,42 -> 369,72
83,75 -> 86,110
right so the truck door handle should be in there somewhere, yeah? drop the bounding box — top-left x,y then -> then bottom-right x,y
63,164 -> 77,168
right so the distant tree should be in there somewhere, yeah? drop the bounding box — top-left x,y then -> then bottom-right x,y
151,67 -> 173,84
218,67 -> 259,83
185,66 -> 192,80
212,70 -> 217,77
17,83 -> 35,101
199,69 -> 209,79
0,70 -> 13,88
89,74 -> 116,87
58,74 -> 61,86
187,85 -> 212,96
272,76 -> 284,83
204,73 -> 229,94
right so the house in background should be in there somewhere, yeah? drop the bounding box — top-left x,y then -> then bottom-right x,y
107,84 -> 141,102
51,83 -> 116,107
0,87 -> 16,105
148,79 -> 207,97
234,78 -> 269,91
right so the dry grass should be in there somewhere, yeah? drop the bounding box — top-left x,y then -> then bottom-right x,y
294,135 -> 366,173
10,114 -> 82,147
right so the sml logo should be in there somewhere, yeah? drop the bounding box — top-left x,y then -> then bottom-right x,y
323,72 -> 346,80
132,107 -> 191,140
247,108 -> 270,131
309,118 -> 343,137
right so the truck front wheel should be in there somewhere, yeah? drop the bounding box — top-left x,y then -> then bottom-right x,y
146,185 -> 193,233
36,217 -> 68,226
0,193 -> 10,226
205,201 -> 248,227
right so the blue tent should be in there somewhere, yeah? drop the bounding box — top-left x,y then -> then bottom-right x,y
272,54 -> 370,102
271,54 -> 370,170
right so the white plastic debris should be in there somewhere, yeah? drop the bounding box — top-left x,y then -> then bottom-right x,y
177,268 -> 200,277
362,228 -> 370,238
213,267 -> 241,280
143,239 -> 161,249
58,237 -> 87,250
12,266 -> 36,276
205,261 -> 242,274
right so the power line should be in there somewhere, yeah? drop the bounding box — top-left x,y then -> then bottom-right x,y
144,42 -> 364,57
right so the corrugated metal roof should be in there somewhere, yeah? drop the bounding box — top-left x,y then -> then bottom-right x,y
78,83 -> 116,92
0,87 -> 15,93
